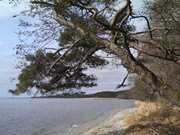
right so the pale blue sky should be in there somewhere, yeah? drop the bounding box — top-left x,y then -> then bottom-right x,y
0,0 -> 144,97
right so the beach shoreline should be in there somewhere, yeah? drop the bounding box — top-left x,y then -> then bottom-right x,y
63,109 -> 120,135
82,108 -> 133,135
66,107 -> 134,135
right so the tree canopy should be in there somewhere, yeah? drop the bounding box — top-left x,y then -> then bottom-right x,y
9,0 -> 180,104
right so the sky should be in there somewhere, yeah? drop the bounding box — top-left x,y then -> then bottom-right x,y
0,0 -> 144,97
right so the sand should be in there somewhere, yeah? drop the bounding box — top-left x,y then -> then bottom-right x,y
66,108 -> 134,135
82,109 -> 133,135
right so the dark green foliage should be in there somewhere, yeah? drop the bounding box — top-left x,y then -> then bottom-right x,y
10,47 -> 103,95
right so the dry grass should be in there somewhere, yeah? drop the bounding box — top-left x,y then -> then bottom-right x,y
122,101 -> 180,135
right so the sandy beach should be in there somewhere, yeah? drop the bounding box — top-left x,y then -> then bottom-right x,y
82,109 -> 133,135
66,107 -> 134,135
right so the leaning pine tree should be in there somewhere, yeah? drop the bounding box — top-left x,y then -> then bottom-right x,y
10,0 -> 180,105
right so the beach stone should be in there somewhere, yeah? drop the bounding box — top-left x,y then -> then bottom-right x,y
72,124 -> 78,128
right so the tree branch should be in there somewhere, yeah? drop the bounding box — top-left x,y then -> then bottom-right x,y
130,15 -> 153,38
131,46 -> 180,65
116,72 -> 129,89
31,0 -> 55,7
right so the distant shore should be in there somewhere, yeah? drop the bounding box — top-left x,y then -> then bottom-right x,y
33,90 -> 134,100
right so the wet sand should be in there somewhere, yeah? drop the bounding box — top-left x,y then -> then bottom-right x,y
70,108 -> 134,135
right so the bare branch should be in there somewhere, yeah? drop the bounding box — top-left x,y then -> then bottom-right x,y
31,1 -> 55,7
116,72 -> 129,89
131,45 -> 180,65
110,0 -> 131,28
130,15 -> 153,38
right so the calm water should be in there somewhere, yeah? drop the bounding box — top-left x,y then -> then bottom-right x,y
0,98 -> 134,135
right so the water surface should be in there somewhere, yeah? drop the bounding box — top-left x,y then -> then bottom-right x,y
0,98 -> 134,135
